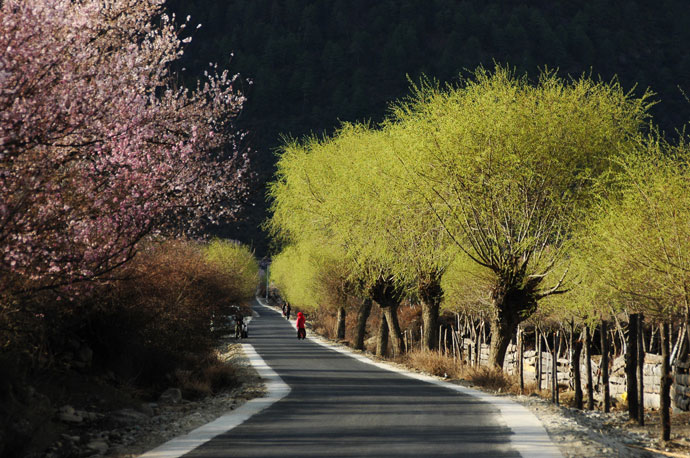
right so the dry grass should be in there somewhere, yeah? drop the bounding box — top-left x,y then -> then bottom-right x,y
174,353 -> 239,400
203,358 -> 238,392
461,365 -> 517,392
405,349 -> 525,394
407,349 -> 463,377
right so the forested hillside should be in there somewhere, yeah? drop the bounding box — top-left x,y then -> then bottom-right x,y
166,0 -> 690,254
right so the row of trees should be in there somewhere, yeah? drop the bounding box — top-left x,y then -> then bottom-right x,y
166,0 -> 690,255
268,66 -> 690,440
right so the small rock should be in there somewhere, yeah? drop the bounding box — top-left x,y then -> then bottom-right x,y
86,440 -> 108,454
137,403 -> 155,417
57,405 -> 83,423
159,388 -> 182,404
60,434 -> 80,443
80,411 -> 103,422
110,408 -> 150,425
59,405 -> 75,415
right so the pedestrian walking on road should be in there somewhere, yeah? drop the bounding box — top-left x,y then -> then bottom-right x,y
296,311 -> 306,340
286,303 -> 291,320
281,302 -> 286,317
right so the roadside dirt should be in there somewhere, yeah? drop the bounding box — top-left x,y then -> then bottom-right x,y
37,338 -> 264,458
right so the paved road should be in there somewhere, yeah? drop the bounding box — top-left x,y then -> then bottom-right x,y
186,300 -> 524,457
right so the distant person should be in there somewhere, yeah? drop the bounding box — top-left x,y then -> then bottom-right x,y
234,312 -> 245,339
296,311 -> 306,340
286,303 -> 291,320
281,302 -> 286,317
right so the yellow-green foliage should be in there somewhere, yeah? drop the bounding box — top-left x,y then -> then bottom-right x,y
203,239 -> 259,303
388,66 -> 652,285
571,140 -> 690,322
269,242 -> 320,310
440,252 -> 493,315
270,239 -> 355,311
268,65 -> 655,330
269,121 -> 456,291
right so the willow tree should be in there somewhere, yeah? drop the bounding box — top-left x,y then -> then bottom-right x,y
350,123 -> 458,351
269,122 -> 457,354
389,67 -> 652,367
268,125 -> 408,354
270,238 -> 355,337
269,242 -> 322,312
576,142 -> 690,441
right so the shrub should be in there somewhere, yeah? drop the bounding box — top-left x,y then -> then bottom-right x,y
82,239 -> 255,392
203,240 -> 260,304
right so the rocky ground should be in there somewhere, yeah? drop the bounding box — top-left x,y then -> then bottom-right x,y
509,393 -> 687,458
41,340 -> 264,458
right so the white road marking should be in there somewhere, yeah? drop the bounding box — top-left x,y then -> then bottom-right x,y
138,343 -> 290,458
256,298 -> 562,458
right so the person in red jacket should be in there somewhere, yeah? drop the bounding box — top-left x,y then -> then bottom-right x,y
296,311 -> 306,340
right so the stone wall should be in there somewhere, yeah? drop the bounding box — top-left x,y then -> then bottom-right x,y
458,339 -> 681,410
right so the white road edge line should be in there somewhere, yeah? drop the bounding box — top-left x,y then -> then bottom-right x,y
256,297 -> 562,458
138,342 -> 290,458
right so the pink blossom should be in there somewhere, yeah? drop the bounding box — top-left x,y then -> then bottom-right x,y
0,0 -> 250,295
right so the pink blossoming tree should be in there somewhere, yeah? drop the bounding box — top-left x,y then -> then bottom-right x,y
0,0 -> 250,294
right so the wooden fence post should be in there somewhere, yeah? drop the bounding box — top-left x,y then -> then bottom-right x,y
585,326 -> 594,410
638,314 -> 645,426
601,320 -> 610,413
573,327 -> 583,410
626,313 -> 639,421
518,326 -> 524,395
537,330 -> 543,391
661,322 -> 671,442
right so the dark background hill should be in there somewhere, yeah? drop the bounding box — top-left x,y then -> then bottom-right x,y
165,0 -> 690,256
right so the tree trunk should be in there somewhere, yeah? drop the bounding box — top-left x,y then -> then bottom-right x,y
638,314 -> 645,426
370,276 -> 405,357
626,313 -> 639,421
601,320 -> 610,413
573,329 -> 583,410
488,312 -> 518,369
419,274 -> 443,351
585,326 -> 594,410
336,306 -> 346,340
661,322 -> 671,442
487,280 -> 537,368
376,314 -> 388,356
354,298 -> 372,350
382,305 -> 405,357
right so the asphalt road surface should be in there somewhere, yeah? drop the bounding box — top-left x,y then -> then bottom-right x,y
186,299 -> 528,457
